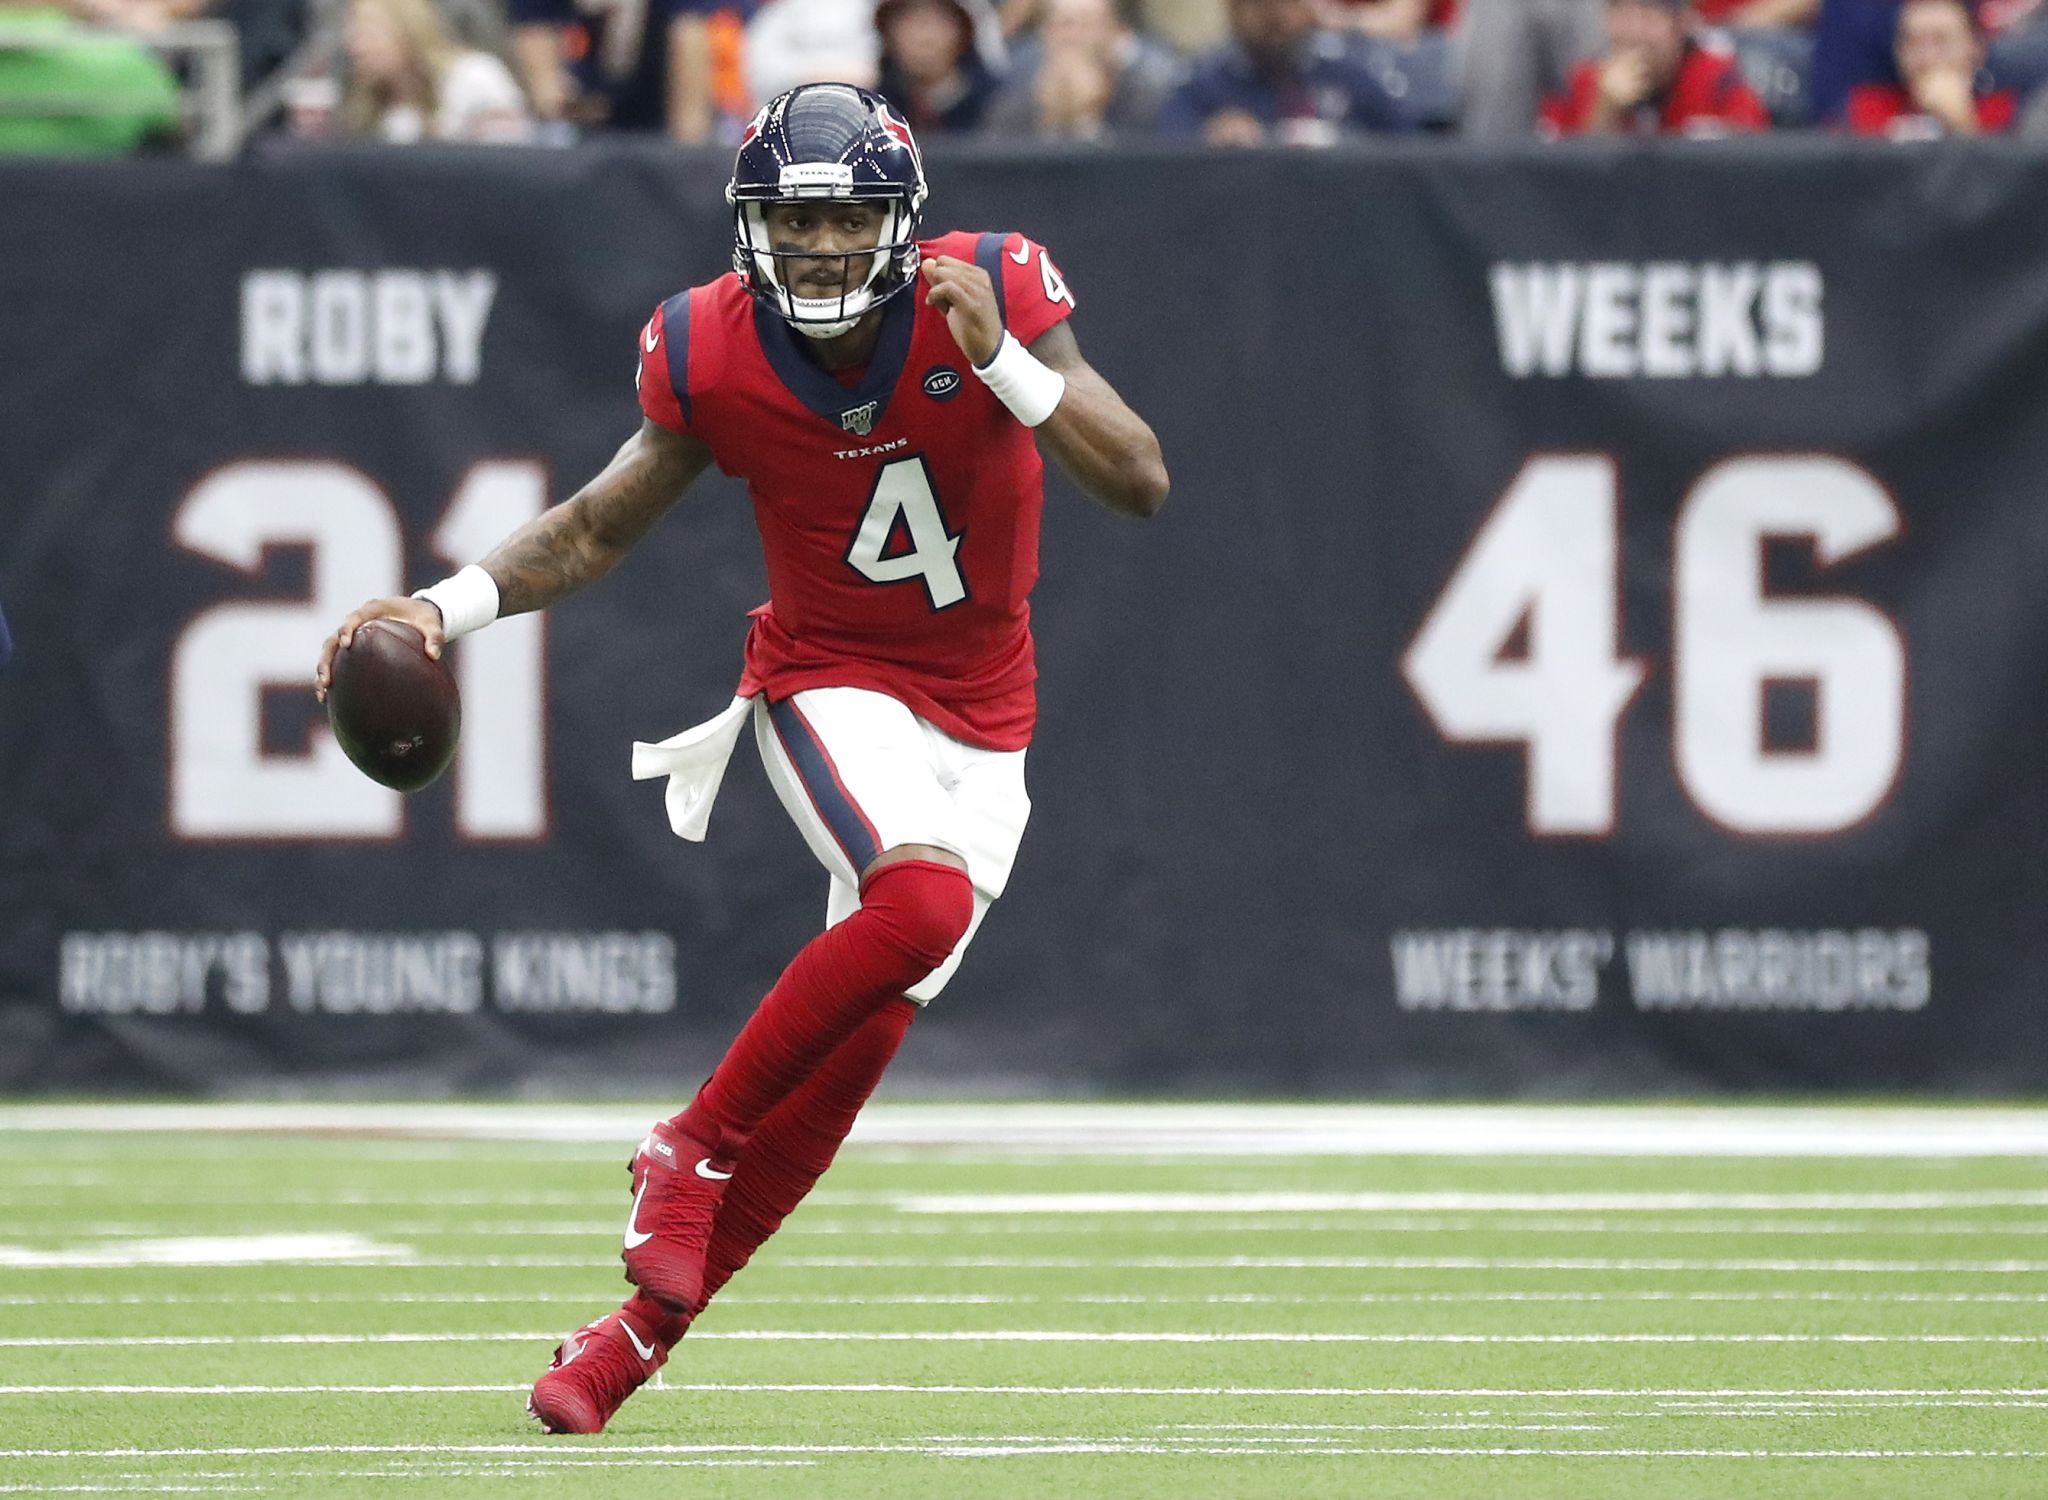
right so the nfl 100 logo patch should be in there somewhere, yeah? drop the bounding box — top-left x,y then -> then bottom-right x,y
840,400 -> 881,437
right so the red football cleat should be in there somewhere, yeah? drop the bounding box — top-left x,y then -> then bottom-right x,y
621,1118 -> 741,1313
526,1311 -> 666,1435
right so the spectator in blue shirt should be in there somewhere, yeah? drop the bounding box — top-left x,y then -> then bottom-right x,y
509,0 -> 731,135
1808,0 -> 1905,121
1160,0 -> 1409,144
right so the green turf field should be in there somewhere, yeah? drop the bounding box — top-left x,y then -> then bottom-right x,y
3,1104 -> 2047,1498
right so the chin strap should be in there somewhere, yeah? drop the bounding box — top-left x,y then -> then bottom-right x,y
787,303 -> 863,339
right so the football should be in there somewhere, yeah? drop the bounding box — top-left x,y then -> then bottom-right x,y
325,618 -> 461,792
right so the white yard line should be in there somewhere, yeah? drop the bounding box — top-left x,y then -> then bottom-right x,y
0,1385 -> 2039,1409
8,1288 -> 2048,1308
277,1464 -> 818,1478
0,1256 -> 602,1271
0,1191 -> 617,1208
928,1429 -> 1604,1441
11,1251 -> 2048,1273
0,1291 -> 1016,1307
885,1190 -> 2048,1213
1069,1289 -> 2048,1304
25,1215 -> 2048,1239
3,1383 -> 2042,1398
0,1483 -> 264,1491
14,1251 -> 2048,1272
12,1187 -> 2048,1211
3,1441 -> 2046,1461
6,1102 -> 2048,1156
0,1236 -> 411,1270
5,1330 -> 2048,1347
767,1253 -> 2048,1272
0,1386 -> 536,1395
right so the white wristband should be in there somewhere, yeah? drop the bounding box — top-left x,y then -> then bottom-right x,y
411,564 -> 499,642
973,331 -> 1066,428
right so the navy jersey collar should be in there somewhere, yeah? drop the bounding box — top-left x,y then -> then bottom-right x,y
752,290 -> 918,430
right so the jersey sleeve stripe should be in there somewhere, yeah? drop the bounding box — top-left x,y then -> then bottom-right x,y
766,696 -> 883,873
662,289 -> 694,426
974,233 -> 1008,327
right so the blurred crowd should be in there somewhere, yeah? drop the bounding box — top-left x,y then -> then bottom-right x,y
5,0 -> 2048,155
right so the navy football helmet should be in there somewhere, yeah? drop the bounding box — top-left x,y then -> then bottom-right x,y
728,83 -> 929,339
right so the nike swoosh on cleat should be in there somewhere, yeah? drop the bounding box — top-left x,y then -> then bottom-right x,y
623,1176 -> 655,1249
694,1158 -> 734,1181
621,1320 -> 659,1362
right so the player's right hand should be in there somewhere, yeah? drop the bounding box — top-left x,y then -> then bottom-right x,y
315,596 -> 446,703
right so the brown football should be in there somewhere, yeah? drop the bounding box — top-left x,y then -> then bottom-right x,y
325,618 -> 461,792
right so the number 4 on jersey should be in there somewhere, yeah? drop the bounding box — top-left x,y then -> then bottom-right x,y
1010,237 -> 1075,311
1039,252 -> 1074,309
847,455 -> 968,610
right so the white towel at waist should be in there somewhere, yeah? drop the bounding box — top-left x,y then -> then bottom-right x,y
629,694 -> 753,841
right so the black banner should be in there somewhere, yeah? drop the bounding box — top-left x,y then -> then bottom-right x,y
4,140 -> 2046,1094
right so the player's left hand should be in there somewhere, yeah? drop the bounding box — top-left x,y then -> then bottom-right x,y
922,257 -> 1004,367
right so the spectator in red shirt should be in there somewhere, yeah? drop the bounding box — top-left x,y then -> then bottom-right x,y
1846,0 -> 2018,135
1542,0 -> 1771,134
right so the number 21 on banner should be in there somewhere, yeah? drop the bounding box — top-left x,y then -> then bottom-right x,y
1402,455 -> 1905,837
171,460 -> 547,841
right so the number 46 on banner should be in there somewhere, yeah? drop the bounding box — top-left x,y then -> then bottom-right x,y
1402,455 -> 1905,838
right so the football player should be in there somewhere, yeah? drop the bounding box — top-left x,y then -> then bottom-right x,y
313,81 -> 1168,1435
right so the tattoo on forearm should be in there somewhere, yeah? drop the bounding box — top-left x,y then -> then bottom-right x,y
484,441 -> 685,615
485,504 -> 598,617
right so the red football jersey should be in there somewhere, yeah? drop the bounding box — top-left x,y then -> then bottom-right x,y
1845,82 -> 2018,136
637,230 -> 1076,752
1542,43 -> 1770,136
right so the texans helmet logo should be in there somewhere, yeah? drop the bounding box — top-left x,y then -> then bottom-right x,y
875,102 -> 924,177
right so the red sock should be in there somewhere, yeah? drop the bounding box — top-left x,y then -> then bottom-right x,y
679,859 -> 970,1142
698,995 -> 915,1304
620,1290 -> 677,1341
625,997 -> 916,1348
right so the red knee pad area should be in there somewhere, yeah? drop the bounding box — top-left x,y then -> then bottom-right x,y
682,865 -> 961,1145
858,858 -> 975,978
